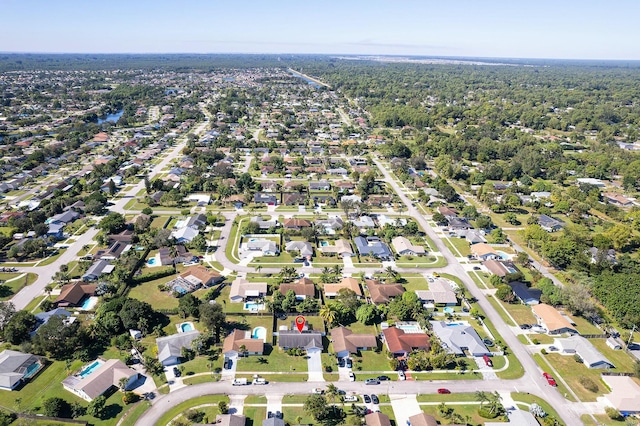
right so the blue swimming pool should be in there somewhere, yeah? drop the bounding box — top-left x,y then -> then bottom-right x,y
496,251 -> 510,260
147,258 -> 157,266
443,307 -> 454,314
174,285 -> 187,294
244,302 -> 265,311
320,241 -> 329,247
23,362 -> 41,379
181,323 -> 193,332
79,360 -> 104,379
446,322 -> 467,327
252,326 -> 267,341
396,324 -> 422,333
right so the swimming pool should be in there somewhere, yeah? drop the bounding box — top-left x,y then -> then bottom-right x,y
443,307 -> 454,314
496,251 -> 510,260
79,360 -> 104,379
23,362 -> 41,379
180,322 -> 194,332
248,238 -> 260,243
319,241 -> 329,247
252,326 -> 267,342
80,296 -> 98,311
396,323 -> 423,333
174,285 -> 187,294
244,302 -> 265,311
446,321 -> 469,327
147,257 -> 157,266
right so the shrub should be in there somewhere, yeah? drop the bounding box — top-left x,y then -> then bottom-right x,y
478,408 -> 499,419
0,410 -> 16,426
122,392 -> 139,405
605,406 -> 623,420
579,376 -> 599,393
573,354 -> 583,364
43,397 -> 71,418
540,348 -> 547,355
185,409 -> 205,422
531,338 -> 539,345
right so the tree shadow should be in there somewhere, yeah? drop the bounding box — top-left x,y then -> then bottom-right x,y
0,286 -> 14,298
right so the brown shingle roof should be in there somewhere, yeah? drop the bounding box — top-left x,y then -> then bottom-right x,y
222,329 -> 264,355
382,326 -> 430,355
55,282 -> 96,307
279,278 -> 315,297
365,412 -> 392,426
283,218 -> 311,228
331,326 -> 377,355
179,265 -> 221,286
366,280 -> 404,304
324,277 -> 362,297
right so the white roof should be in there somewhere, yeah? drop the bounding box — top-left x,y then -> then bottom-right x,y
554,336 -> 614,368
430,321 -> 490,356
602,375 -> 640,413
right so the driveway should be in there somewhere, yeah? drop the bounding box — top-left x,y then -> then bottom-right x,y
266,394 -> 283,416
221,354 -> 238,381
306,348 -> 324,382
389,394 -> 422,426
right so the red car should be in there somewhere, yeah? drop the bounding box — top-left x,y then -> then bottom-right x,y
437,388 -> 451,394
543,372 -> 557,387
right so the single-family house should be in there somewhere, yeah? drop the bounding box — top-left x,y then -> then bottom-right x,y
250,216 -> 279,229
331,327 -> 378,358
229,278 -> 268,303
54,282 -> 96,308
531,304 -> 578,335
448,217 -> 472,230
459,229 -> 487,244
382,326 -> 430,357
62,359 -> 138,401
254,193 -> 278,205
0,350 -> 44,390
602,375 -> 640,416
430,321 -> 490,356
285,240 -> 313,258
415,279 -> 458,306
538,214 -> 565,232
324,277 -> 362,298
279,277 -> 316,300
263,417 -> 285,426
602,192 -> 633,207
309,181 -> 331,191
319,239 -> 354,258
246,238 -> 279,256
470,243 -> 499,260
315,216 -> 343,234
553,335 -> 614,368
180,265 -> 222,287
327,167 -> 348,175
283,218 -> 311,230
407,413 -> 439,426
587,247 -> 617,264
606,337 -> 622,350
82,259 -> 115,281
277,331 -> 323,351
437,206 -> 458,219
283,192 -> 306,206
171,226 -> 199,243
376,215 -> 407,228
486,410 -> 539,426
365,412 -> 392,426
223,329 -> 265,357
483,259 -> 512,277
354,236 -> 392,260
351,216 -> 376,228
509,282 -> 541,305
366,280 -> 404,304
32,308 -> 74,335
216,414 -> 247,426
392,236 -> 426,256
156,330 -> 201,366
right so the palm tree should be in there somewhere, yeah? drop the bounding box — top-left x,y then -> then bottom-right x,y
320,305 -> 337,326
383,266 -> 398,282
475,390 -> 489,410
256,265 -> 262,274
332,264 -> 343,277
118,377 -> 129,392
320,267 -> 332,284
487,391 -> 503,415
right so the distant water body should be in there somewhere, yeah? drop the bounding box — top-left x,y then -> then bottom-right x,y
97,109 -> 124,124
289,70 -> 322,88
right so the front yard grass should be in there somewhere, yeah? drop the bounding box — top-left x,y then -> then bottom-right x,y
0,272 -> 37,300
417,392 -> 479,402
236,350 -> 308,373
511,392 -> 564,424
420,403 -> 489,425
127,274 -> 181,310
154,395 -> 227,426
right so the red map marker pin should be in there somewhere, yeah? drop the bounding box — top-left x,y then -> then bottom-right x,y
295,315 -> 306,333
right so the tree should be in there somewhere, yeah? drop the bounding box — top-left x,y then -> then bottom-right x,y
178,294 -> 201,318
199,303 -> 226,343
356,304 -> 377,325
33,314 -> 81,359
304,394 -> 329,422
4,310 -> 36,345
119,298 -> 155,331
218,401 -> 229,415
320,305 -> 337,327
495,284 -> 515,302
0,302 -> 16,332
503,212 -> 520,225
87,395 -> 106,419
515,251 -> 530,266
43,397 -> 71,418
98,212 -> 126,235
475,391 -> 489,409
475,215 -> 493,230
432,212 -> 447,224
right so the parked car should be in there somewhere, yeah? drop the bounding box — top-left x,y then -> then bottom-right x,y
473,266 -> 481,270
312,388 -> 325,394
437,388 -> 451,394
397,371 -> 406,381
363,394 -> 371,403
543,372 -> 557,386
173,367 -> 181,377
548,346 -> 558,352
338,358 -> 345,368
344,395 -> 359,402
377,375 -> 390,381
349,372 -> 355,382
346,358 -> 352,368
223,358 -> 232,370
365,378 -> 380,385
371,394 -> 379,404
519,324 -> 531,330
482,355 -> 493,367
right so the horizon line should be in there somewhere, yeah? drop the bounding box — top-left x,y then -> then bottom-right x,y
1,51 -> 640,62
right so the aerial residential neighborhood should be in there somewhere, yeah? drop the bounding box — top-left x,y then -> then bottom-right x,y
0,51 -> 639,426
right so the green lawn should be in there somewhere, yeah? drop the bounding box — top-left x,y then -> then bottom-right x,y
511,392 -> 564,425
395,255 -> 447,268
419,404 -> 496,425
531,354 -> 577,402
580,414 -> 627,425
0,272 -> 37,300
350,350 -> 392,372
154,395 -> 227,426
244,406 -> 267,426
236,350 -> 308,373
127,274 -> 181,310
444,237 -> 470,257
417,393 -> 479,402
283,406 -> 315,425
182,374 -> 219,385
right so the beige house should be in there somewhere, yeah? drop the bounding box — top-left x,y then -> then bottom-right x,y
392,236 -> 426,256
532,304 -> 578,335
320,239 -> 354,258
63,359 -> 138,402
229,278 -> 268,303
324,277 -> 362,298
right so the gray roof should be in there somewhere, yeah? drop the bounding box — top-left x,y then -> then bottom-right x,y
538,214 -> 565,229
354,236 -> 392,258
156,331 -> 201,364
554,335 -> 614,368
263,418 -> 286,426
0,350 -> 41,389
285,241 -> 313,257
82,259 -> 113,280
509,282 -> 541,304
277,331 -> 323,350
35,308 -> 71,325
430,321 -> 490,356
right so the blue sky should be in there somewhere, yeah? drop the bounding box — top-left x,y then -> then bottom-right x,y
2,0 -> 639,59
